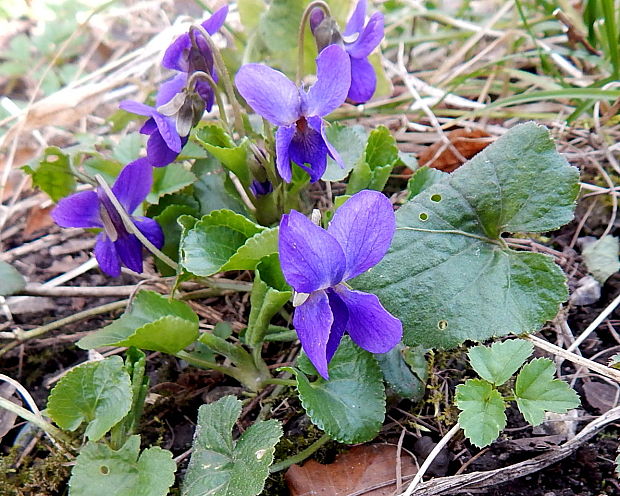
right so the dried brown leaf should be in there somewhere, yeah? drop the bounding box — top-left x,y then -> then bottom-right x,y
285,444 -> 417,496
418,128 -> 492,172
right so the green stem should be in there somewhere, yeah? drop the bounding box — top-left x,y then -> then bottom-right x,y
190,24 -> 245,137
261,378 -> 296,387
270,434 -> 331,473
95,175 -> 180,271
188,70 -> 229,131
296,1 -> 331,84
0,396 -> 72,445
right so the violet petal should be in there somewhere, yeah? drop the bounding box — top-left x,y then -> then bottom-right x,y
146,131 -> 180,167
95,233 -> 121,277
120,100 -> 157,118
326,289 -> 349,363
279,210 -> 346,293
162,34 -> 190,72
134,216 -> 164,249
347,56 -> 377,104
289,117 -> 328,183
235,64 -> 300,126
293,290 -> 333,380
334,285 -> 402,353
140,118 -> 158,135
344,0 -> 366,37
327,190 -> 395,280
346,12 -> 384,59
52,190 -> 102,229
111,158 -> 153,214
306,45 -> 351,117
114,234 -> 143,273
310,115 -> 343,169
201,5 -> 228,34
152,112 -> 181,152
156,73 -> 188,107
275,124 -> 295,182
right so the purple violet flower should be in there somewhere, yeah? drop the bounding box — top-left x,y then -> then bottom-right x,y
311,0 -> 384,104
120,74 -> 189,167
279,190 -> 402,379
162,5 -> 228,110
250,179 -> 273,197
52,158 -> 164,277
235,44 -> 351,183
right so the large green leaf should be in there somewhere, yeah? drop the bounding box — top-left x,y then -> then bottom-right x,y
514,358 -> 580,426
182,396 -> 282,496
47,356 -> 132,441
181,210 -> 277,276
468,339 -> 533,386
286,337 -> 385,444
153,204 -> 199,276
69,436 -> 175,496
0,260 -> 26,296
354,123 -> 579,348
456,379 -> 506,448
77,291 -> 199,354
23,146 -> 76,202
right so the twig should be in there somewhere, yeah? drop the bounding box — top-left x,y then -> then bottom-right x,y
566,292 -> 620,353
526,334 -> 620,383
17,284 -> 155,297
400,423 -> 460,496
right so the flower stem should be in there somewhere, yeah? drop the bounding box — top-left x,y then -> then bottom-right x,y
95,175 -> 180,272
296,1 -> 331,84
0,396 -> 72,445
190,25 -> 245,138
188,70 -> 229,131
269,434 -> 331,473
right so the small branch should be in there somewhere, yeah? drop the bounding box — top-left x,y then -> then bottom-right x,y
270,434 -> 331,473
400,423 -> 460,496
0,396 -> 72,445
566,292 -> 620,353
526,334 -> 620,383
17,284 -> 154,297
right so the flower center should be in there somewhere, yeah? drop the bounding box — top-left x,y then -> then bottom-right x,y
296,116 -> 308,132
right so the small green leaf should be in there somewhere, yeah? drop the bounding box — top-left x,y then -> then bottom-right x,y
346,126 -> 398,194
609,353 -> 620,369
376,343 -> 427,400
23,146 -> 76,202
82,157 -> 123,185
182,396 -> 283,496
147,164 -> 196,204
181,210 -> 276,276
456,379 -> 506,448
0,260 -> 26,296
406,166 -> 447,200
468,339 -> 533,386
582,235 -> 620,284
69,435 -> 175,496
246,255 -> 292,346
354,122 -> 579,348
515,358 -> 580,426
195,125 -> 251,185
322,124 -> 367,182
287,336 -> 385,444
193,159 -> 247,215
47,356 -> 132,441
77,291 -> 199,354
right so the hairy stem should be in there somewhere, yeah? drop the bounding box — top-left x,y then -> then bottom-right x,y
296,1 -> 331,84
270,434 -> 331,473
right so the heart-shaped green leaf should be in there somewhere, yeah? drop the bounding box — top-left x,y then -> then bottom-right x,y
23,146 -> 76,202
181,210 -> 277,276
514,358 -> 580,426
77,291 -> 199,354
286,336 -> 385,444
69,435 -> 175,496
47,356 -> 132,441
354,122 -> 579,348
182,396 -> 282,496
376,343 -> 427,400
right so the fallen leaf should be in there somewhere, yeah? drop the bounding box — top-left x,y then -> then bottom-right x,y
583,381 -> 618,413
0,384 -> 19,442
418,129 -> 492,172
285,444 -> 417,496
24,205 -> 54,236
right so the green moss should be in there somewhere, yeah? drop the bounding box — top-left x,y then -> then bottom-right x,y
0,446 -> 70,495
